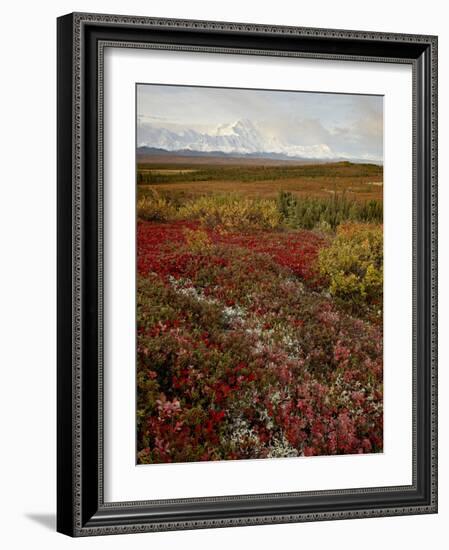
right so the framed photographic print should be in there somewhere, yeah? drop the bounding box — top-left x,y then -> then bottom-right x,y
57,12 -> 438,536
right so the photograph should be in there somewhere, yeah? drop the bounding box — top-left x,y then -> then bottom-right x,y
135,84 -> 384,465
54,9 -> 437,538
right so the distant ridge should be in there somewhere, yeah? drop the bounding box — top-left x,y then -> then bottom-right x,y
136,146 -> 383,166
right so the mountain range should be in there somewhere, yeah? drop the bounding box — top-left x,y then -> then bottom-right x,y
137,118 -> 381,164
138,119 -> 344,160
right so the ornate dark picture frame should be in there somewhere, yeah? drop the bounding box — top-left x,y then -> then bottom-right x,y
57,12 -> 438,537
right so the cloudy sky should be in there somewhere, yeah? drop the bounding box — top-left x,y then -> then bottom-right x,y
137,84 -> 383,162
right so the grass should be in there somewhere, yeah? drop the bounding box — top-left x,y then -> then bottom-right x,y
137,161 -> 383,184
137,162 -> 383,202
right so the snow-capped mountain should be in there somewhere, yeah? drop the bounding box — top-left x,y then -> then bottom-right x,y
137,118 -> 334,160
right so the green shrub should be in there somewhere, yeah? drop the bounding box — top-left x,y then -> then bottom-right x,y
318,223 -> 383,312
277,191 -> 383,230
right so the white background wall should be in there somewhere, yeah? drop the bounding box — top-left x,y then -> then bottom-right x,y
0,1 -> 446,548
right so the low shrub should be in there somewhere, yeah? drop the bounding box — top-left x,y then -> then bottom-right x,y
136,222 -> 383,464
137,191 -> 177,222
318,222 -> 383,312
177,194 -> 282,231
183,227 -> 213,253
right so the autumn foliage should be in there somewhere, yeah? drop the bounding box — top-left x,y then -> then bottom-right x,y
136,207 -> 383,463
